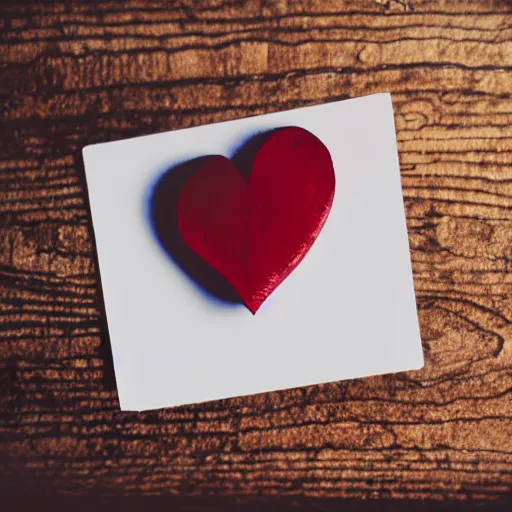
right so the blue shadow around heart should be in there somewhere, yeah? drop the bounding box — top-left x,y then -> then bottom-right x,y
147,129 -> 278,307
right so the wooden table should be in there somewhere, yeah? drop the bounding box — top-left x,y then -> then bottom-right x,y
1,1 -> 511,509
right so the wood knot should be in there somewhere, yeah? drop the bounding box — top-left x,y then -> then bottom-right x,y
358,44 -> 381,66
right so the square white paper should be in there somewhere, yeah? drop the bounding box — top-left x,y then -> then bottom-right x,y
83,93 -> 423,411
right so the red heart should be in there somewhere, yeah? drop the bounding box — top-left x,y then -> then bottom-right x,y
177,127 -> 335,314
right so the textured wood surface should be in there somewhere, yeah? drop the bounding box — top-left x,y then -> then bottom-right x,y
1,0 -> 512,507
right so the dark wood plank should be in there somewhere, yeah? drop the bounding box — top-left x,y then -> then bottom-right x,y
1,0 -> 511,505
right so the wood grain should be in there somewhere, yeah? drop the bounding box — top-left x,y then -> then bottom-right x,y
1,0 -> 511,506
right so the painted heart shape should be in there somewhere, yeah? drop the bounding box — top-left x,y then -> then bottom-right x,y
177,127 -> 335,314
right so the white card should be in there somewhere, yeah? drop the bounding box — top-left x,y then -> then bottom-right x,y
83,93 -> 423,411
